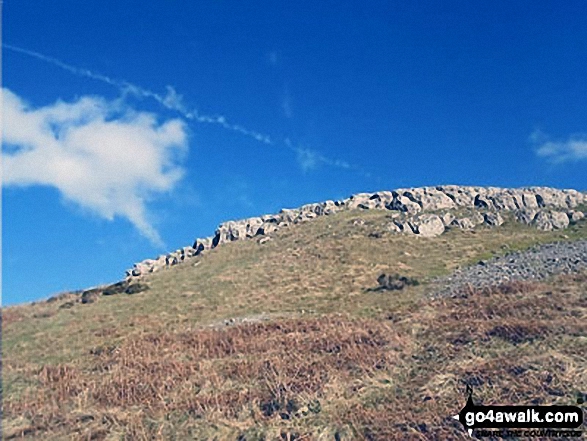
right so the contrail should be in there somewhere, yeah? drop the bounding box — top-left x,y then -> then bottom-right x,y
4,43 -> 371,175
3,44 -> 273,144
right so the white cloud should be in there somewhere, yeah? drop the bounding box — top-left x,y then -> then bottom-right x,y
2,88 -> 188,246
296,147 -> 319,172
4,44 -> 373,179
4,44 -> 272,145
291,142 -> 351,173
533,130 -> 587,163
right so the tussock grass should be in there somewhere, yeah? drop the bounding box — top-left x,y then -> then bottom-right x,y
2,210 -> 587,439
4,273 -> 587,439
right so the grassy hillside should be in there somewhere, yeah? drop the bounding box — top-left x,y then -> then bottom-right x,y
2,209 -> 587,440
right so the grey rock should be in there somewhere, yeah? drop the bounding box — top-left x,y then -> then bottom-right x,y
193,237 -> 213,256
484,212 -> 504,227
257,222 -> 279,235
166,255 -> 179,266
474,194 -> 492,209
125,283 -> 149,295
402,188 -> 455,211
440,212 -> 456,227
451,218 -> 475,230
550,211 -> 570,229
409,214 -> 445,237
436,185 -> 477,206
434,240 -> 587,297
124,185 -> 585,279
533,210 -> 570,231
346,193 -> 374,210
516,209 -> 538,225
279,208 -> 299,223
103,280 -> 130,296
316,200 -> 338,215
522,193 -> 539,209
180,246 -> 196,260
387,193 -> 422,214
569,210 -> 585,224
471,211 -> 485,226
370,191 -> 394,207
81,290 -> 100,304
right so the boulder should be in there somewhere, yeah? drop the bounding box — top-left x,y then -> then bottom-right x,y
346,193 -> 373,210
238,217 -> 263,237
440,212 -> 455,227
550,211 -> 570,229
81,290 -> 100,304
387,193 -> 422,214
569,210 -> 585,223
530,187 -> 572,209
533,211 -> 552,230
451,218 -> 475,230
375,273 -> 420,291
409,214 -> 445,237
125,283 -> 149,295
193,237 -> 213,256
278,208 -> 299,223
521,192 -> 539,209
411,188 -> 456,210
123,185 -> 583,281
212,220 -> 248,246
81,285 -> 108,304
515,209 -> 538,225
474,194 -> 491,209
166,255 -> 179,266
257,221 -> 279,235
563,189 -> 587,206
103,280 -> 130,296
261,214 -> 280,223
483,212 -> 504,227
370,191 -> 394,207
128,258 -> 158,277
532,210 -> 569,231
180,246 -> 196,260
485,190 -> 522,210
435,185 -> 477,206
316,200 -> 338,215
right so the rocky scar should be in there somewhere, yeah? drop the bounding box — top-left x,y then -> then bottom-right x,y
126,186 -> 586,278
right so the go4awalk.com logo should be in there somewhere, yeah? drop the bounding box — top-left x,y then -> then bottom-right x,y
453,385 -> 584,438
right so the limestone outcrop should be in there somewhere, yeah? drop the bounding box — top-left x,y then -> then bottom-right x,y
126,186 -> 586,278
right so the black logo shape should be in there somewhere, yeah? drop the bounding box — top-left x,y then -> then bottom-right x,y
453,384 -> 583,436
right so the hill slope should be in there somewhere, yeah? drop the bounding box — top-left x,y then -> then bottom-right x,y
2,186 -> 587,440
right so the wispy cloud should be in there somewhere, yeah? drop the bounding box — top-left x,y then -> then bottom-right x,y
4,44 -> 369,177
287,139 -> 354,174
295,147 -> 319,172
2,88 -> 188,246
3,44 -> 272,145
532,129 -> 587,163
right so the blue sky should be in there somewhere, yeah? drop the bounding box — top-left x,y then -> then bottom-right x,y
3,1 -> 587,305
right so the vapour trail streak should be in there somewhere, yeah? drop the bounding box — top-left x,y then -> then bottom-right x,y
4,44 -> 370,175
3,44 -> 273,144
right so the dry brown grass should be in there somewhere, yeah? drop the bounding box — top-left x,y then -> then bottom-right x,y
3,211 -> 586,439
4,316 -> 403,439
4,272 -> 586,440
